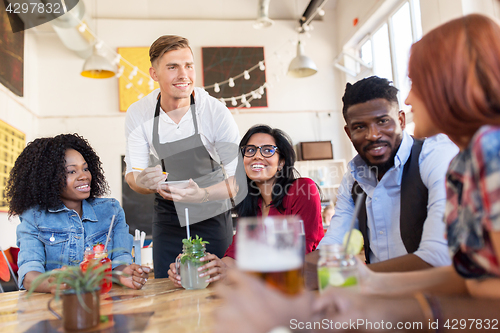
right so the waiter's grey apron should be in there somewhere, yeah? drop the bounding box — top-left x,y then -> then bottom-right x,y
152,94 -> 232,278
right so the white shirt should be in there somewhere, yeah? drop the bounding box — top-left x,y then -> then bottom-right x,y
125,87 -> 240,176
319,132 -> 459,267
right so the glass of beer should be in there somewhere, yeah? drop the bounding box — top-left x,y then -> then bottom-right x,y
236,216 -> 304,295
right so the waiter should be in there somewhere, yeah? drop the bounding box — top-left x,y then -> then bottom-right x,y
124,35 -> 244,278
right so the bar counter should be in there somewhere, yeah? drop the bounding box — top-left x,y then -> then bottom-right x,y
0,278 -> 220,332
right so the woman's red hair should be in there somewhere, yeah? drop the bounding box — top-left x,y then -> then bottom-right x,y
408,14 -> 500,142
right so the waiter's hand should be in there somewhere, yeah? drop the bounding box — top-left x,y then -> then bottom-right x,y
135,165 -> 167,190
158,179 -> 205,203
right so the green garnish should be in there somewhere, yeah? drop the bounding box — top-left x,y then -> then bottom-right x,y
180,235 -> 209,265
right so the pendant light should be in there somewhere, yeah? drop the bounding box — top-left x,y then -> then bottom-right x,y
287,41 -> 318,78
81,45 -> 116,78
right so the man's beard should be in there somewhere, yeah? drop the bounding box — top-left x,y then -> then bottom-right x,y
359,140 -> 400,179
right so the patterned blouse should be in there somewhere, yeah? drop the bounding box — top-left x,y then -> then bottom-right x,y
446,125 -> 500,278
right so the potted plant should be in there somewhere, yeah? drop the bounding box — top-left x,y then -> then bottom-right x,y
28,257 -> 119,331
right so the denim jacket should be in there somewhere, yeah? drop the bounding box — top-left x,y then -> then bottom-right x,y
16,198 -> 133,289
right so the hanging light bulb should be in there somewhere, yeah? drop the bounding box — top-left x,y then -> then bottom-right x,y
148,78 -> 155,90
244,71 -> 250,80
128,72 -> 135,80
256,93 -> 262,99
219,98 -> 226,105
78,23 -> 87,33
231,97 -> 237,106
137,78 -> 143,85
251,91 -> 258,99
126,83 -> 133,89
259,86 -> 265,95
214,83 -> 220,93
317,8 -> 325,16
245,102 -> 251,108
95,40 -> 104,50
259,61 -> 265,71
241,94 -> 247,103
228,78 -> 235,87
116,66 -> 124,78
138,93 -> 144,99
113,54 -> 122,65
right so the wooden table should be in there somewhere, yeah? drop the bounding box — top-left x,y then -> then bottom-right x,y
0,278 -> 221,332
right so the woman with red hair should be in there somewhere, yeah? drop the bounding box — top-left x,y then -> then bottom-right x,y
213,14 -> 500,333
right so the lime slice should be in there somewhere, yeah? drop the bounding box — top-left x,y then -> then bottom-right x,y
328,271 -> 345,287
343,229 -> 364,255
341,276 -> 358,287
318,267 -> 330,290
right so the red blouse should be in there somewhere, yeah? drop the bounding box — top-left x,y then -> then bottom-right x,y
224,178 -> 324,259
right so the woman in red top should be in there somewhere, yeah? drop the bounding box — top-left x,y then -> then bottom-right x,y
168,125 -> 324,285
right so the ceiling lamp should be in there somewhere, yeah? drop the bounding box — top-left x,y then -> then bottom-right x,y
253,0 -> 274,29
287,41 -> 317,78
81,46 -> 116,79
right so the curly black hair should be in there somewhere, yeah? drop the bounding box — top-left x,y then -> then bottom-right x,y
342,76 -> 399,122
6,133 -> 109,216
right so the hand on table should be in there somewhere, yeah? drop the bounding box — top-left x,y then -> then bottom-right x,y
214,269 -> 316,333
135,165 -> 167,190
117,264 -> 150,290
158,179 -> 204,203
168,259 -> 183,288
48,267 -> 68,294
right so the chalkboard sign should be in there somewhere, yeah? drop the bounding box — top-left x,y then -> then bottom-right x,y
121,155 -> 156,236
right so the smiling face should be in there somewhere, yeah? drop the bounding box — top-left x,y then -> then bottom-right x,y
149,47 -> 195,106
243,133 -> 284,185
344,98 -> 405,178
60,149 -> 92,213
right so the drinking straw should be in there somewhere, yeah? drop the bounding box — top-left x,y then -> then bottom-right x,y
104,215 -> 116,252
344,192 -> 366,256
185,208 -> 191,240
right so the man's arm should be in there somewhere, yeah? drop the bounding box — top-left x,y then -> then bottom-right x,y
368,253 -> 432,272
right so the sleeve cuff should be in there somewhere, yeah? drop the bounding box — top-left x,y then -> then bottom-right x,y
17,262 -> 45,290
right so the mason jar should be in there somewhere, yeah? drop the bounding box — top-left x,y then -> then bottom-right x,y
175,243 -> 209,290
317,244 -> 358,293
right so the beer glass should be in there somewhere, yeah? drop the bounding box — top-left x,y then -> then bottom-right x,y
236,216 -> 304,295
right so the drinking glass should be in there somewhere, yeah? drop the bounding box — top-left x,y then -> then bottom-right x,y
236,216 -> 304,295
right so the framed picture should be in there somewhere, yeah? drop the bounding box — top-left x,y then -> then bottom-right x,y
0,119 -> 25,211
0,1 -> 24,97
202,47 -> 267,108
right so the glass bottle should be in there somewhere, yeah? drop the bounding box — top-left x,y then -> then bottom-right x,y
80,247 -> 113,294
317,244 -> 358,293
175,243 -> 209,290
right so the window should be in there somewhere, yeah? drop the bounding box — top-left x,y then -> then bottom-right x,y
351,0 -> 422,114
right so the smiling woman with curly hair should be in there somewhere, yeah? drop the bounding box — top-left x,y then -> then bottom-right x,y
6,133 -> 150,293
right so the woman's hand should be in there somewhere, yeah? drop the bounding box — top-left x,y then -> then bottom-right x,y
135,165 -> 167,190
157,179 -> 205,203
198,253 -> 228,283
116,264 -> 150,290
168,260 -> 183,288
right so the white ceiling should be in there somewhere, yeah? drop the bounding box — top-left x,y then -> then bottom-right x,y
83,0 -> 338,21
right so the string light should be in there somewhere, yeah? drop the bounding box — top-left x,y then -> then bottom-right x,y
259,61 -> 265,71
231,97 -> 237,106
214,83 -> 220,93
138,93 -> 144,99
228,78 -> 235,87
137,78 -> 143,85
244,71 -> 250,80
241,94 -> 247,103
78,23 -> 86,33
126,83 -> 132,89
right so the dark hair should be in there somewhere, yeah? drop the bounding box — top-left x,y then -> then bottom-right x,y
408,14 -> 500,142
237,125 -> 300,217
149,35 -> 192,66
6,133 -> 109,216
342,76 -> 399,122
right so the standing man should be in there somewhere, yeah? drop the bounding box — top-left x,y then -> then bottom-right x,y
124,35 -> 245,278
316,76 -> 459,272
